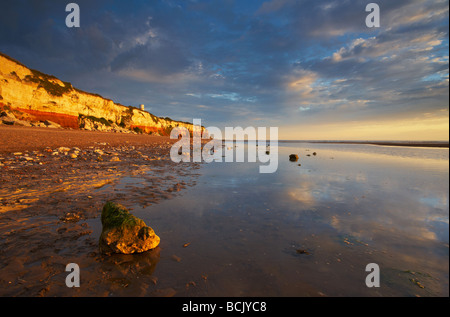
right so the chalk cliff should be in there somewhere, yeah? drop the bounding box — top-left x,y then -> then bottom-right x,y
0,52 -> 195,135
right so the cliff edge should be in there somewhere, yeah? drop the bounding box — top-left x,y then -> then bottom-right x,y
0,51 -> 195,135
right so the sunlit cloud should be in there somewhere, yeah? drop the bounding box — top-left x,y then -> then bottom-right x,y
0,0 -> 447,140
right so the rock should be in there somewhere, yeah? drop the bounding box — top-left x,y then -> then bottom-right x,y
312,152 -> 317,156
289,154 -> 299,162
57,147 -> 71,153
2,117 -> 15,125
0,111 -> 15,119
44,120 -> 62,128
99,201 -> 160,254
110,156 -> 121,162
70,153 -> 78,159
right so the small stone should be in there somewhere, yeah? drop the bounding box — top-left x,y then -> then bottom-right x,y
13,152 -> 23,156
70,153 -> 78,159
110,156 -> 121,162
57,147 -> 70,153
289,154 -> 299,162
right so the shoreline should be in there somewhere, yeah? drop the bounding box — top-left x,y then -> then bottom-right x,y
0,125 -> 202,296
279,140 -> 449,148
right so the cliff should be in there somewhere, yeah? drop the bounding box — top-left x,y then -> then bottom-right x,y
0,51 -> 196,135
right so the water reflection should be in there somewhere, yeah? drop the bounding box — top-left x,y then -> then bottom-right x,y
133,143 -> 448,296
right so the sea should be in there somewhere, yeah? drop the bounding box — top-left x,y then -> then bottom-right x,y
130,141 -> 449,296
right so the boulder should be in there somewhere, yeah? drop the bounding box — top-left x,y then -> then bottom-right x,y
44,120 -> 62,128
13,119 -> 32,127
99,201 -> 160,254
2,117 -> 15,125
289,154 -> 299,162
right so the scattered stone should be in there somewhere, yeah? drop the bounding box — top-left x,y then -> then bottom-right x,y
44,120 -> 62,128
70,153 -> 78,159
0,111 -> 13,118
60,212 -> 82,223
13,119 -> 32,127
57,147 -> 71,153
110,156 -> 121,162
171,255 -> 182,262
99,201 -> 160,254
289,154 -> 299,162
2,117 -> 15,125
13,152 -> 23,156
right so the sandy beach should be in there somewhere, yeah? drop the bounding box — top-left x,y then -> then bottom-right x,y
1,126 -> 448,297
0,125 -> 201,296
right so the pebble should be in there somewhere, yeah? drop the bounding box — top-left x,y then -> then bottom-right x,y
57,147 -> 71,152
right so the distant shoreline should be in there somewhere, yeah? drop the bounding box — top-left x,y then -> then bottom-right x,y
296,141 -> 449,148
221,139 -> 449,148
291,140 -> 449,148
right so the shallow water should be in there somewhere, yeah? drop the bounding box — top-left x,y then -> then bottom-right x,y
130,143 -> 449,296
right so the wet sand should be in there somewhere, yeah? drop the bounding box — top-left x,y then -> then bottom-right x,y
0,126 -> 201,296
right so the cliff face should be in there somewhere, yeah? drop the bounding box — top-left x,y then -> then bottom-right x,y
0,52 -> 195,135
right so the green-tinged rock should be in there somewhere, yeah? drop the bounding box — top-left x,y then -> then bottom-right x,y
99,201 -> 160,254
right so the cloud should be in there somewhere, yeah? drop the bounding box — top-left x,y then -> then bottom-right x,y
0,0 -> 447,140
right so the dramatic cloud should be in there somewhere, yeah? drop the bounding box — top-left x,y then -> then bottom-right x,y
0,0 -> 448,139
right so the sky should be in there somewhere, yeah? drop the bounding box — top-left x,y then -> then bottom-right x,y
0,0 -> 448,140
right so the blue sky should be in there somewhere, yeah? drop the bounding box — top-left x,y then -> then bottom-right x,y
0,0 -> 448,140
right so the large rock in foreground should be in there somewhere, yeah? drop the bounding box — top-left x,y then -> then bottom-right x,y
99,201 -> 160,254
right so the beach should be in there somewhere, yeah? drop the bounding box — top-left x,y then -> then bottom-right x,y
0,126 -> 448,297
0,125 -> 201,296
